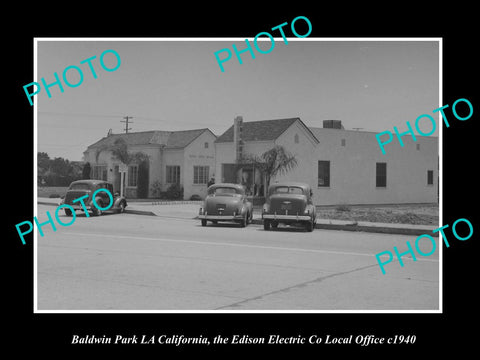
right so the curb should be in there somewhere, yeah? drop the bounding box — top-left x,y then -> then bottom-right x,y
250,219 -> 437,236
38,201 -> 59,207
38,201 -> 436,236
37,201 -> 156,217
124,209 -> 157,216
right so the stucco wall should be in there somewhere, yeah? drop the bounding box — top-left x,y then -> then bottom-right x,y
182,131 -> 217,200
309,128 -> 438,205
213,125 -> 438,206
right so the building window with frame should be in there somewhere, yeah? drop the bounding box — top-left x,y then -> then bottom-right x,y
341,138 -> 346,146
166,165 -> 180,184
376,162 -> 387,188
204,142 -> 209,148
294,134 -> 299,144
194,166 -> 209,184
318,160 -> 330,187
92,165 -> 107,180
416,143 -> 420,151
427,170 -> 434,185
128,165 -> 138,187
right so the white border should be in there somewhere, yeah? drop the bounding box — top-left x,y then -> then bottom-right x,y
34,37 -> 443,314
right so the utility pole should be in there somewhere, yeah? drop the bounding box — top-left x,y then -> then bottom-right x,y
121,116 -> 134,133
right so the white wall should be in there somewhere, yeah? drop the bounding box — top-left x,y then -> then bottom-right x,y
183,131 -> 217,199
272,120 -> 318,186
310,128 -> 438,205
213,124 -> 438,206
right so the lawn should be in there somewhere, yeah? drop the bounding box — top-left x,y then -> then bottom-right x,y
315,203 -> 439,225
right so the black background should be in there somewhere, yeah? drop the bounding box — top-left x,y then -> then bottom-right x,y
6,4 -> 478,355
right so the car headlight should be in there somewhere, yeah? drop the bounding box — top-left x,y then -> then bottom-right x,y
263,204 -> 269,213
304,208 -> 310,215
199,207 -> 204,215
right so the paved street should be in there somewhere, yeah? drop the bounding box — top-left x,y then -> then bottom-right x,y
36,204 -> 440,311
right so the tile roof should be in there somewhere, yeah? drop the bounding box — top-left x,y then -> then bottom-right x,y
86,128 -> 212,150
215,118 -> 299,143
214,117 -> 320,144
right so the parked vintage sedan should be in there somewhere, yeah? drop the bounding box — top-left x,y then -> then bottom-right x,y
60,179 -> 127,216
198,183 -> 253,227
262,182 -> 316,231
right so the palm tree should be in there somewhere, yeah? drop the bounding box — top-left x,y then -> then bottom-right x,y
95,138 -> 149,165
94,138 -> 150,197
242,145 -> 298,196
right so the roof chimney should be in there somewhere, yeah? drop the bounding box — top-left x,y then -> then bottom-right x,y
323,120 -> 344,129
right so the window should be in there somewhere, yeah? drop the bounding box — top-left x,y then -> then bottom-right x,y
376,162 -> 387,187
416,143 -> 420,151
272,186 -> 304,195
92,165 -> 107,180
318,161 -> 330,187
427,170 -> 434,185
294,134 -> 299,143
128,165 -> 138,187
341,139 -> 346,146
166,166 -> 181,184
194,166 -> 209,184
204,142 -> 209,148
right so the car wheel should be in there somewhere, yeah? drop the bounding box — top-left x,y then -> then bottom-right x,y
64,208 -> 74,217
263,220 -> 271,231
240,213 -> 247,228
271,221 -> 278,229
201,219 -> 207,227
305,219 -> 314,232
118,201 -> 126,214
92,204 -> 102,216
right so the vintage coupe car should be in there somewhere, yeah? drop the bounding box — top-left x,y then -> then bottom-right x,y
262,182 -> 316,231
60,179 -> 127,216
198,183 -> 253,227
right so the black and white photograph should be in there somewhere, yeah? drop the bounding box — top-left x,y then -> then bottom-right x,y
6,6 -> 478,355
34,38 -> 441,312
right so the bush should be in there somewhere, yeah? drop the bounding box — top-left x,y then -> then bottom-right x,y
166,183 -> 183,200
150,180 -> 162,198
335,204 -> 351,212
190,194 -> 202,201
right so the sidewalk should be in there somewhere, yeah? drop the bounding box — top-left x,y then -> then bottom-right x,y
37,197 -> 438,236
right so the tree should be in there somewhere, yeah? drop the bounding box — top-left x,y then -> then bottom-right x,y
38,152 -> 50,172
82,162 -> 91,179
242,145 -> 298,196
95,138 -> 150,197
96,138 -> 149,165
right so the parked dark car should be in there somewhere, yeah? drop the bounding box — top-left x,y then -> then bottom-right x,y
60,179 -> 127,216
262,182 -> 316,231
198,183 -> 253,227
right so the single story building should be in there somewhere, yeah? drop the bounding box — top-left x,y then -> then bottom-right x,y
83,128 -> 217,199
83,116 -> 438,205
215,116 -> 438,206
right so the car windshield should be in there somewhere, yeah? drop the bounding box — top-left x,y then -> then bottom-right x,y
271,186 -> 304,195
210,187 -> 241,196
69,183 -> 91,191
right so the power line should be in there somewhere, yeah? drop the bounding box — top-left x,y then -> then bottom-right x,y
120,116 -> 134,133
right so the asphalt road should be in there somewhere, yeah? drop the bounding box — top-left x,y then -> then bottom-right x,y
36,205 -> 440,311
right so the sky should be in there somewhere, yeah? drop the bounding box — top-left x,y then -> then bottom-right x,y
36,39 -> 440,161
